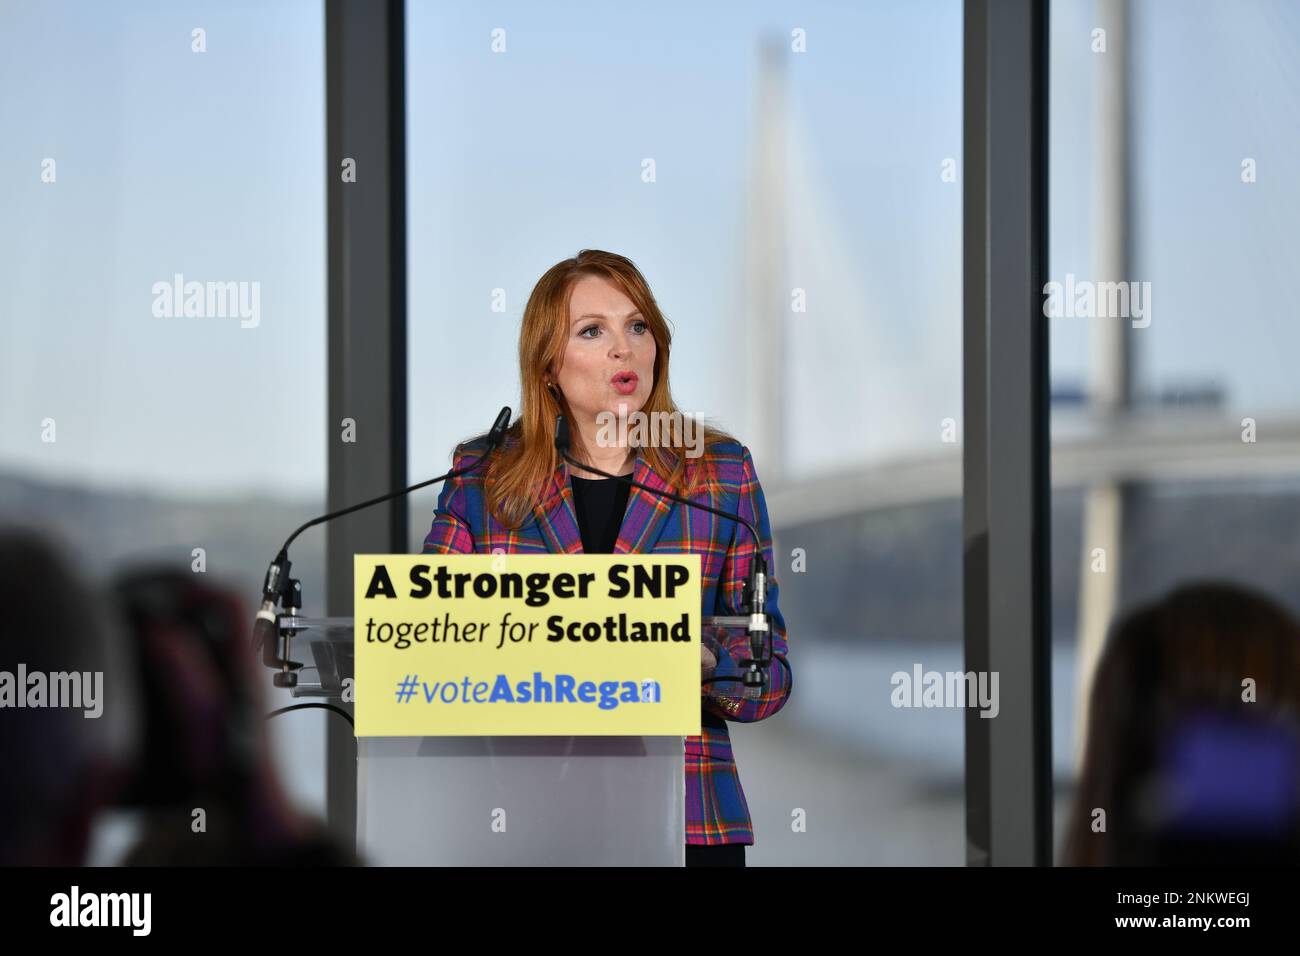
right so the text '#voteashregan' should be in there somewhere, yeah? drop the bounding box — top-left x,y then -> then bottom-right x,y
392,672 -> 663,709
352,554 -> 703,736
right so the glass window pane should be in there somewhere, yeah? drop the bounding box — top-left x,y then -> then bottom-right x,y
1050,0 -> 1300,864
407,0 -> 963,864
0,0 -> 329,862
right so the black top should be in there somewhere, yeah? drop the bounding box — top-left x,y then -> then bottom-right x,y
570,474 -> 631,553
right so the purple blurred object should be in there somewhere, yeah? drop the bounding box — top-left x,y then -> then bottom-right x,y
1156,709 -> 1300,836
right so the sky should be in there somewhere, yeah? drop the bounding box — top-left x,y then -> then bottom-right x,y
2,0 -> 1298,501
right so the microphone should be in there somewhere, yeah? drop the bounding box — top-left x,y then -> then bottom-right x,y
254,406 -> 512,684
553,414 -> 783,699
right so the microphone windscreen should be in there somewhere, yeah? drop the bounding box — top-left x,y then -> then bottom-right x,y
488,406 -> 511,447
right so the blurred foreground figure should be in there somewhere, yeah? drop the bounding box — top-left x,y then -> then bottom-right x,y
1066,581 -> 1300,865
0,528 -> 136,865
111,567 -> 353,865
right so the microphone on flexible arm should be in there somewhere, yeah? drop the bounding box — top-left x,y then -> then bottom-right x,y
253,406 -> 512,686
553,414 -> 788,700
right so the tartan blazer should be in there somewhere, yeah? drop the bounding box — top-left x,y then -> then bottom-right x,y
420,432 -> 792,846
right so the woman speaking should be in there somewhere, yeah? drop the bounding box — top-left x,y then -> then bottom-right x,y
421,249 -> 792,867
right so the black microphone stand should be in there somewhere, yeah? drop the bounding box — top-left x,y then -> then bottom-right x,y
254,407 -> 512,688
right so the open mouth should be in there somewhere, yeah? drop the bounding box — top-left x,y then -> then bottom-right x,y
611,372 -> 638,392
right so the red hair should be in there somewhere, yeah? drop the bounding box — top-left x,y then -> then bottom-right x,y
464,249 -> 737,529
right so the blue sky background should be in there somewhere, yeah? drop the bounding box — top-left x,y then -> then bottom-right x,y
1,0 -> 1298,500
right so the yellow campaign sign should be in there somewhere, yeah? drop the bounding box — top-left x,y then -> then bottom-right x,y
353,553 -> 702,736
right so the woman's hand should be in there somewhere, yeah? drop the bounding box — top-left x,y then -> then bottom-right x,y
701,643 -> 718,679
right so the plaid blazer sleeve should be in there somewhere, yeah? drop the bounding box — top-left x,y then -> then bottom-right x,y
701,445 -> 791,724
420,443 -> 477,555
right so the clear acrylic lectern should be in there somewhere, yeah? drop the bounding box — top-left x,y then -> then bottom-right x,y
277,616 -> 685,866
